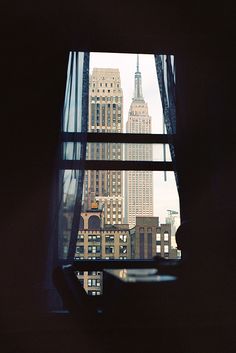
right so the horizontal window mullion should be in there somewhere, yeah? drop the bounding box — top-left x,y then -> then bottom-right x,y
59,160 -> 173,171
61,132 -> 174,144
72,259 -> 157,271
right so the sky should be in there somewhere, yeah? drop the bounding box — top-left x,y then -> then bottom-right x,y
90,52 -> 180,228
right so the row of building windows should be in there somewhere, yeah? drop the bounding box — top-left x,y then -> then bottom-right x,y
92,89 -> 112,93
76,256 -> 127,260
91,118 -> 122,127
156,245 -> 169,253
91,96 -> 122,102
88,290 -> 101,296
76,245 -> 128,254
75,256 -> 101,260
107,214 -> 122,219
90,127 -> 122,133
78,234 -> 128,242
77,271 -> 101,276
106,221 -> 122,225
87,279 -> 101,287
92,103 -> 121,109
92,82 -> 120,88
156,233 -> 169,241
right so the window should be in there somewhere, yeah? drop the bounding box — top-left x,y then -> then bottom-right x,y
120,234 -> 127,243
77,234 -> 84,242
164,245 -> 169,253
105,246 -> 114,254
119,245 -> 127,254
88,235 -> 101,242
88,215 -> 101,229
139,233 -> 145,259
88,290 -> 101,296
79,279 -> 84,286
164,232 -> 169,241
105,235 -> 114,242
87,279 -> 101,287
77,271 -> 84,276
88,271 -> 101,276
61,51 -> 179,294
76,246 -> 84,254
88,245 -> 101,253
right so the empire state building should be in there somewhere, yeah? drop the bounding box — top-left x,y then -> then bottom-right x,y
125,55 -> 153,227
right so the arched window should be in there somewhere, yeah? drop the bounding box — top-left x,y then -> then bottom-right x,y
88,215 -> 100,230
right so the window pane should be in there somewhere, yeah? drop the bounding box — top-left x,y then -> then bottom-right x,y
62,52 -> 179,295
89,53 -> 166,134
63,142 -> 172,162
73,169 -> 180,293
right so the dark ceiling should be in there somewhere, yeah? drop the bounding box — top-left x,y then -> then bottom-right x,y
3,1 -> 235,53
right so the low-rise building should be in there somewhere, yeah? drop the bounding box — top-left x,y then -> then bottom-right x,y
133,216 -> 172,259
75,204 -> 130,294
75,209 -> 176,294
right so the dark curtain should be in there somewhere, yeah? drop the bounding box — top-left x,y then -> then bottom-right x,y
44,52 -> 89,310
154,55 -> 178,188
58,51 -> 90,262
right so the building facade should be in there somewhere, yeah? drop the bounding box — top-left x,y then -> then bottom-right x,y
125,56 -> 153,227
75,206 -> 131,294
83,68 -> 124,225
75,209 -> 177,294
133,216 -> 172,259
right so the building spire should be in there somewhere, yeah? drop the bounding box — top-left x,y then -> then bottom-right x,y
137,54 -> 139,72
133,54 -> 144,101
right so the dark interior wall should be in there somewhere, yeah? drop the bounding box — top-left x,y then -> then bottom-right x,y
1,11 -> 69,310
176,52 -> 235,222
1,1 -> 235,313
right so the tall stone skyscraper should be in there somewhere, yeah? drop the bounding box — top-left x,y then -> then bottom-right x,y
83,68 -> 124,225
125,55 -> 153,227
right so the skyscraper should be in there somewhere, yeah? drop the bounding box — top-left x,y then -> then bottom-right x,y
125,55 -> 153,227
83,68 -> 124,225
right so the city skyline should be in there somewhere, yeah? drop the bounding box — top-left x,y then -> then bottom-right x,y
90,52 -> 180,226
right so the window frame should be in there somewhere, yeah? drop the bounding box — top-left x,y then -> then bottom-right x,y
61,132 -> 174,171
60,52 -> 179,293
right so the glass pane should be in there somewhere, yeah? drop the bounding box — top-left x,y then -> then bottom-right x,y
89,52 -> 166,134
63,142 -> 172,161
74,170 -> 180,295
63,142 -> 82,160
59,169 -> 78,259
60,51 -> 179,294
59,52 -> 89,261
63,52 -> 86,133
